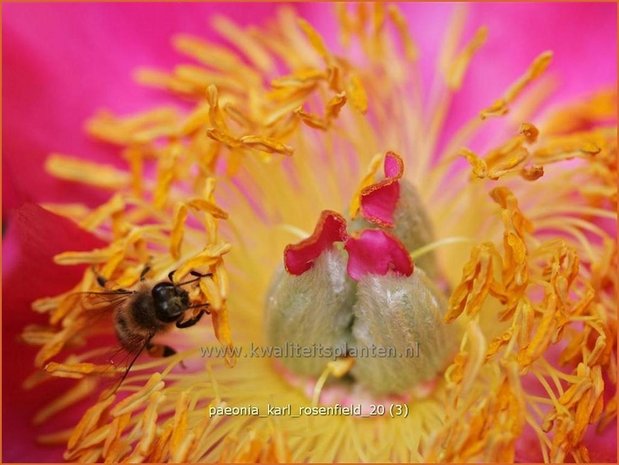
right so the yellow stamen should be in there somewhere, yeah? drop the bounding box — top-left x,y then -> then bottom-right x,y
24,5 -> 616,462
480,51 -> 553,119
46,154 -> 130,189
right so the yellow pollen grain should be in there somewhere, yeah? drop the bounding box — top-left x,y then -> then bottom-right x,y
521,164 -> 544,180
520,122 -> 540,143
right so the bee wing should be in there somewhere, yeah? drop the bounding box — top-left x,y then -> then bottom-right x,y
52,289 -> 152,396
77,290 -> 156,388
100,331 -> 153,398
73,289 -> 137,312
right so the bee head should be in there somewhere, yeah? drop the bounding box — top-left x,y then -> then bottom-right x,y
152,282 -> 190,323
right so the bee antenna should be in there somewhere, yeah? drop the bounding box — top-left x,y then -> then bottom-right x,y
140,265 -> 152,281
190,270 -> 212,278
92,266 -> 108,288
168,270 -> 176,283
177,272 -> 212,287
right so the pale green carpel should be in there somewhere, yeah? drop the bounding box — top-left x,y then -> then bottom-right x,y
351,269 -> 457,395
350,180 -> 439,277
265,249 -> 356,377
265,255 -> 457,395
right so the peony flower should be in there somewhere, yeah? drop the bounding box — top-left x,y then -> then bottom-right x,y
3,2 -> 616,462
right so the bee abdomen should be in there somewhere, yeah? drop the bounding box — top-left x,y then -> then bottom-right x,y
114,312 -> 146,351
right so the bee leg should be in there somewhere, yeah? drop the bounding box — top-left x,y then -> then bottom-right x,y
146,341 -> 176,358
146,342 -> 187,368
92,267 -> 107,288
176,272 -> 213,288
139,264 -> 151,281
176,308 -> 208,329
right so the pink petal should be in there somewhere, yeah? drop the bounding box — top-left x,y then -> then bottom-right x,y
3,204 -> 106,462
344,229 -> 413,281
2,2 -> 284,214
360,152 -> 404,227
284,210 -> 348,275
416,2 -> 618,159
383,152 -> 403,178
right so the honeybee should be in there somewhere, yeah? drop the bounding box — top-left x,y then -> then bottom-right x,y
83,268 -> 212,389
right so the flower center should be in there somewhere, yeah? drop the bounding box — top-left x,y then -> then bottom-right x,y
265,152 -> 459,398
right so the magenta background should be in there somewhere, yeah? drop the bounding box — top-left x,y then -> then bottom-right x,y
2,3 -> 617,462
